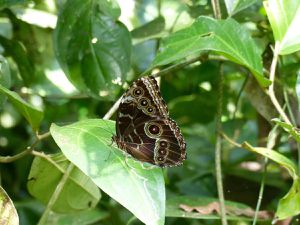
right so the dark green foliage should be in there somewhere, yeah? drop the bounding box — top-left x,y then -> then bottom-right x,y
1,0 -> 300,224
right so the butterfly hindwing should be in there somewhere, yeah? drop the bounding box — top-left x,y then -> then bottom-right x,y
113,76 -> 186,167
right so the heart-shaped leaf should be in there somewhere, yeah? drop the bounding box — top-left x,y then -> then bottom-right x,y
50,119 -> 165,225
151,16 -> 270,87
54,0 -> 131,99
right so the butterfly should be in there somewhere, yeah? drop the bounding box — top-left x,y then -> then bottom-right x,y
112,76 -> 186,167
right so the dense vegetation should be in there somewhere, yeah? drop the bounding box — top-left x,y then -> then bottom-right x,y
1,0 -> 300,224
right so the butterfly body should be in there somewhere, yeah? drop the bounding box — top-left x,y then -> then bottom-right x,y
113,76 -> 186,167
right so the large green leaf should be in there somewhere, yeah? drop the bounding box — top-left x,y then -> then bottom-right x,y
50,119 -> 165,225
225,0 -> 257,16
0,84 -> 43,131
242,142 -> 300,220
0,186 -> 19,225
276,178 -> 300,220
151,16 -> 271,87
0,55 -> 11,107
27,153 -> 100,213
54,0 -> 131,99
264,0 -> 300,55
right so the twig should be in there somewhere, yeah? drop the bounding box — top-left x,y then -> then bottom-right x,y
252,125 -> 279,225
211,0 -> 222,19
268,41 -> 291,125
38,163 -> 75,225
0,147 -> 32,163
220,132 -> 242,148
150,55 -> 205,78
103,96 -> 122,120
215,63 -> 228,225
283,89 -> 300,173
0,131 -> 51,163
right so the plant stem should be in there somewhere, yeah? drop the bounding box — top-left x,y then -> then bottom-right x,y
0,131 -> 50,163
0,148 -> 32,163
252,125 -> 278,225
268,41 -> 291,125
215,63 -> 228,225
38,163 -> 75,225
103,96 -> 122,120
211,0 -> 222,19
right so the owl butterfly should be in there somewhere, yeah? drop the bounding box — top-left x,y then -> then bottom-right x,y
112,76 -> 186,167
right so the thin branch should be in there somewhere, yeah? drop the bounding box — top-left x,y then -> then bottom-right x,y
220,132 -> 242,148
0,147 -> 32,163
103,97 -> 122,120
0,131 -> 51,163
268,41 -> 291,125
38,163 -> 75,225
211,0 -> 222,19
215,63 -> 228,225
283,89 -> 300,173
150,55 -> 205,78
252,125 -> 279,225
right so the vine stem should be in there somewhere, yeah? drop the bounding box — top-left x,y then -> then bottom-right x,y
268,41 -> 291,125
215,63 -> 228,225
38,163 -> 75,225
252,126 -> 278,225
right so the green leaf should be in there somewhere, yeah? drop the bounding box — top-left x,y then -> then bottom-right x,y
225,0 -> 257,16
0,84 -> 43,131
131,16 -> 166,43
0,35 -> 35,86
272,118 -> 300,143
54,0 -> 131,99
276,178 -> 300,220
0,0 -> 28,9
0,186 -> 19,225
151,16 -> 271,87
50,119 -> 165,225
166,196 -> 269,221
46,209 -> 109,225
0,55 -> 11,107
27,153 -> 101,213
264,0 -> 300,55
242,142 -> 298,179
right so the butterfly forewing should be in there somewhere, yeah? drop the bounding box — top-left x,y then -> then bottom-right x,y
113,76 -> 186,167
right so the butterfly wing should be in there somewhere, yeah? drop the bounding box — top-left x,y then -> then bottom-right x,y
114,76 -> 186,167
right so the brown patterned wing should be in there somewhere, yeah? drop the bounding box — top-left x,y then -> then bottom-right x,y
113,76 -> 186,167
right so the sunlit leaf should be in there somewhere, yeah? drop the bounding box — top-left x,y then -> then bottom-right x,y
27,153 -> 100,213
54,0 -> 131,100
264,0 -> 300,55
151,16 -> 270,87
0,186 -> 19,225
50,119 -> 165,225
0,84 -> 43,131
225,0 -> 257,15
